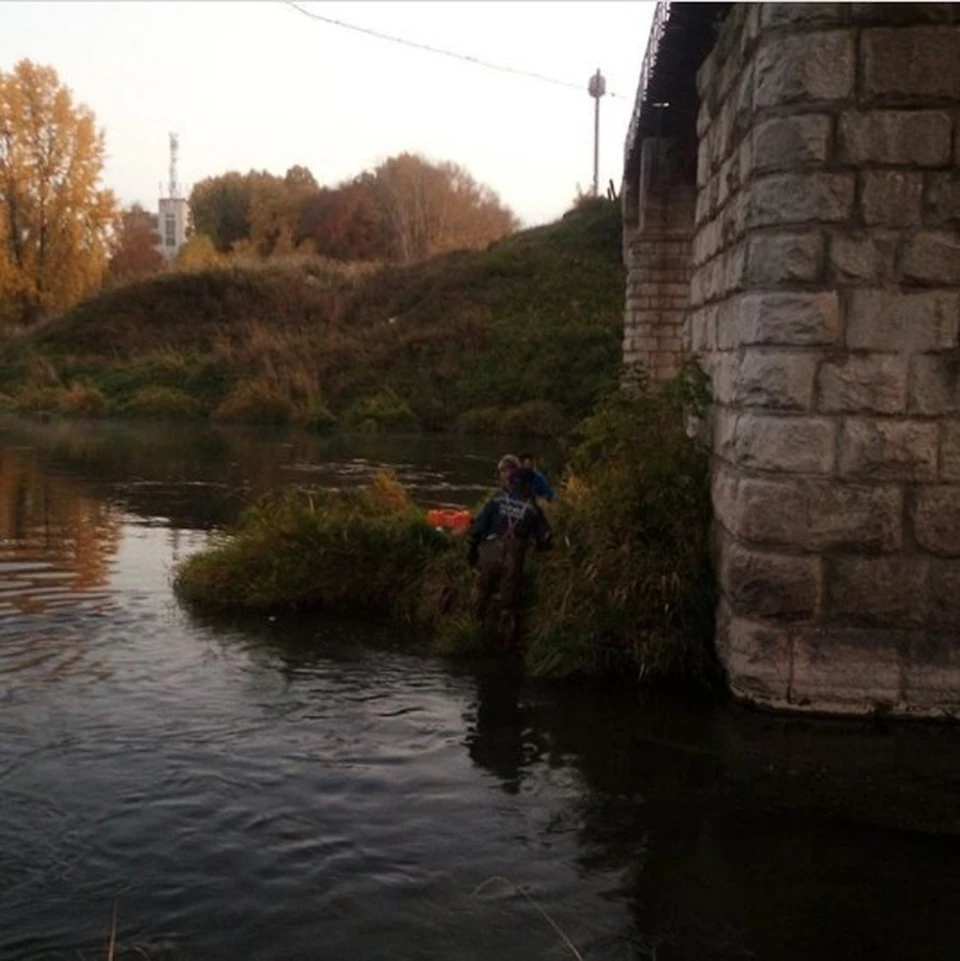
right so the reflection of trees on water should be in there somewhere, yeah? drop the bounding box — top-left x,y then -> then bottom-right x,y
0,446 -> 122,612
463,679 -> 960,961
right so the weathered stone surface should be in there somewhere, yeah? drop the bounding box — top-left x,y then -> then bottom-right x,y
720,539 -> 821,620
719,601 -> 793,704
710,406 -> 739,460
732,412 -> 835,473
754,31 -> 855,107
852,4 -> 958,26
688,306 -> 717,352
825,555 -> 928,626
846,289 -> 960,353
828,231 -> 897,284
791,628 -> 905,710
909,353 -> 960,414
761,3 -> 847,28
740,292 -> 840,347
838,111 -> 952,166
736,349 -> 818,410
862,27 -> 960,102
838,418 -> 939,481
941,421 -> 960,481
752,114 -> 831,173
904,631 -> 960,714
818,355 -> 907,413
927,171 -> 960,224
912,486 -> 960,556
746,173 -> 855,227
746,231 -> 822,286
929,560 -> 960,629
732,476 -> 903,551
901,232 -> 960,286
860,171 -> 923,226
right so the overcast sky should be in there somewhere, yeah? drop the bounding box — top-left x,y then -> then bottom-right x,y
1,1 -> 654,226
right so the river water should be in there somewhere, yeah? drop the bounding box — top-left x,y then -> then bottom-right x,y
1,416 -> 959,961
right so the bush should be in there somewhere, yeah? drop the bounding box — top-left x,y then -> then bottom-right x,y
341,392 -> 419,432
293,396 -> 338,432
458,401 -> 566,437
213,382 -> 293,424
123,386 -> 205,420
60,382 -> 107,417
175,362 -> 718,688
14,385 -> 67,414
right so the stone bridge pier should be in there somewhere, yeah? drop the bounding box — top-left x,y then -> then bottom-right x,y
623,2 -> 960,716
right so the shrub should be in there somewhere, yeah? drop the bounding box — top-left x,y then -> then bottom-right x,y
458,401 -> 565,437
293,396 -> 338,432
213,382 -> 293,425
60,382 -> 107,417
14,385 -> 67,414
123,386 -> 204,420
341,392 -> 419,432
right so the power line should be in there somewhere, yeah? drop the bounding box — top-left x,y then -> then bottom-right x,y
279,0 -> 626,100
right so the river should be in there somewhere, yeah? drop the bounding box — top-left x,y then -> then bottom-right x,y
1,415 -> 959,961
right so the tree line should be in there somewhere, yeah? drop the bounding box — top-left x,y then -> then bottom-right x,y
0,59 -> 519,329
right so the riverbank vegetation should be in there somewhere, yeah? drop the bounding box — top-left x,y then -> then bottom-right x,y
175,361 -> 716,684
0,199 -> 623,434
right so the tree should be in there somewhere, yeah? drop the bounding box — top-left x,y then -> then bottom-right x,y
296,174 -> 390,262
175,233 -> 221,271
189,171 -> 252,253
0,60 -> 117,325
107,204 -> 164,285
373,153 -> 518,263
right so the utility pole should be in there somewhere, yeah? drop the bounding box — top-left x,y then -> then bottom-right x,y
588,68 -> 606,196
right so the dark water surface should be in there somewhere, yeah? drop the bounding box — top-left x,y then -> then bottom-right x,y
1,416 -> 959,961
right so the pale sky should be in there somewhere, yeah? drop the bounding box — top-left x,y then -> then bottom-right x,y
0,1 -> 654,227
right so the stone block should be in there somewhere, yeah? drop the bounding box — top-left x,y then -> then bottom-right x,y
747,173 -> 855,228
926,171 -> 960,225
818,355 -> 907,414
942,422 -> 960,481
862,27 -> 960,102
791,628 -> 906,711
838,111 -> 952,166
720,539 -> 821,620
740,292 -> 840,347
752,114 -> 832,174
736,349 -> 818,410
732,476 -> 903,551
720,608 -> 794,706
901,232 -> 960,286
912,486 -> 960,556
825,555 -> 928,627
928,560 -> 960,629
712,352 -> 740,405
846,289 -> 960,353
852,4 -> 958,26
828,231 -> 897,284
688,306 -> 717,353
746,231 -> 822,286
761,3 -> 848,28
860,172 -> 924,227
754,31 -> 855,107
909,353 -> 960,414
732,411 -> 836,474
715,298 -> 742,351
904,631 -> 960,714
838,418 -> 939,481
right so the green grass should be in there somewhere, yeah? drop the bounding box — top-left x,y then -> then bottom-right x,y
0,199 -> 624,432
174,363 -> 719,687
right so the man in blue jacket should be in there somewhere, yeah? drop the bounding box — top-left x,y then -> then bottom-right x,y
468,466 -> 552,644
518,452 -> 555,502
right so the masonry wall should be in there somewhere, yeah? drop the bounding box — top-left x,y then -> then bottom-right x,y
622,141 -> 695,378
693,2 -> 960,716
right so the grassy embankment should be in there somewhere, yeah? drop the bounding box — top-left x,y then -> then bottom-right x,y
175,362 -> 717,684
0,200 -> 624,436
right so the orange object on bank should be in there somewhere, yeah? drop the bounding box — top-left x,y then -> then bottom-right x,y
427,508 -> 472,532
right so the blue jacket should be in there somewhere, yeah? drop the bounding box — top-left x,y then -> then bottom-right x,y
531,469 -> 555,502
468,489 -> 552,552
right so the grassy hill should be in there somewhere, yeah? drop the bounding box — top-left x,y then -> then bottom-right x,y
0,199 -> 625,435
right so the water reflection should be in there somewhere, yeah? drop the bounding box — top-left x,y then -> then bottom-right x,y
0,444 -> 122,615
2,415 -> 960,961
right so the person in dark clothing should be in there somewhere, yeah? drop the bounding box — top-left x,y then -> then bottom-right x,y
518,452 -> 556,502
467,467 -> 552,644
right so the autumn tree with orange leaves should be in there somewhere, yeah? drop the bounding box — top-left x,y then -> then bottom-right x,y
0,60 -> 117,326
107,205 -> 165,286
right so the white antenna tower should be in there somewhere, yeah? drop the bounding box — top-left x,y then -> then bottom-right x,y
168,132 -> 180,199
